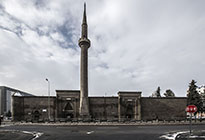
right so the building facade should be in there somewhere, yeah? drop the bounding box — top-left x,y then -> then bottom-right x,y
12,90 -> 187,121
11,4 -> 187,122
0,86 -> 33,116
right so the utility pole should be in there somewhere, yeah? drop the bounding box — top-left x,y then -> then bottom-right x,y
46,78 -> 50,121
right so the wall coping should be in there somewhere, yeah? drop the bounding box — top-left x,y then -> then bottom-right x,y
56,90 -> 80,92
141,97 -> 187,99
89,96 -> 118,98
118,91 -> 142,95
12,96 -> 56,98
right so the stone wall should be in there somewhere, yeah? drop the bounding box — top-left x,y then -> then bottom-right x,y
141,97 -> 187,121
12,96 -> 56,121
89,97 -> 118,120
12,96 -> 24,121
12,93 -> 188,121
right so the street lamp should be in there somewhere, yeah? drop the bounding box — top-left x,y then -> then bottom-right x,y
46,78 -> 50,121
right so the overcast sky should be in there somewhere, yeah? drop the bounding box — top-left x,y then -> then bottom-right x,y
0,0 -> 204,97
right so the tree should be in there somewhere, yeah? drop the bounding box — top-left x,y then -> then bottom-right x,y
187,80 -> 202,114
197,85 -> 205,113
152,86 -> 161,97
164,89 -> 175,97
201,87 -> 205,113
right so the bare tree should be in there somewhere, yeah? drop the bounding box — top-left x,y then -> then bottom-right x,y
151,86 -> 161,97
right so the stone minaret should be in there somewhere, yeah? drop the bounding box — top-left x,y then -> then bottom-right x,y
78,3 -> 90,117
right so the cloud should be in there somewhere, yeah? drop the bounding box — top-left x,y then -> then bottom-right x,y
0,0 -> 205,97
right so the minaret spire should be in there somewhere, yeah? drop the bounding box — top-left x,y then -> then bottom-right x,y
81,2 -> 88,38
83,3 -> 87,25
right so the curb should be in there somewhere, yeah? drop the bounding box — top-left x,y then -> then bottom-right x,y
10,122 -> 205,126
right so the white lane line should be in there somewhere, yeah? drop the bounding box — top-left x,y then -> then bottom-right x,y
22,131 -> 43,140
160,131 -> 188,140
87,131 -> 94,135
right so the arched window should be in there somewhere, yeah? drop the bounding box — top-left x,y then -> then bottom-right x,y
33,110 -> 40,120
64,102 -> 73,111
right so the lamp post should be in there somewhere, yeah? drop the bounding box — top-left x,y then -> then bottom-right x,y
46,78 -> 50,121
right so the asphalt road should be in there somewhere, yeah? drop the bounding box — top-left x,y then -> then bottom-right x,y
0,124 -> 205,140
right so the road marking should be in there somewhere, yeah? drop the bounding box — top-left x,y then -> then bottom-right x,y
22,131 -> 43,140
87,131 -> 94,135
0,130 -> 43,140
160,131 -> 188,140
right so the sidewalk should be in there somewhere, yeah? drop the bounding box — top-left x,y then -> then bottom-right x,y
4,120 -> 205,126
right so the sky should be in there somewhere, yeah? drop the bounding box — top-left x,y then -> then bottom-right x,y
0,0 -> 205,97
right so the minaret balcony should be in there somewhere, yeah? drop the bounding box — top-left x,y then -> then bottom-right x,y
78,38 -> 90,48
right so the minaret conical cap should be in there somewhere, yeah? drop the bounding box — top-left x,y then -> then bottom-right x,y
79,2 -> 90,48
82,3 -> 87,25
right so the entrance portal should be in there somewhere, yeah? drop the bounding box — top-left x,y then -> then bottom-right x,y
125,104 -> 134,119
63,102 -> 74,119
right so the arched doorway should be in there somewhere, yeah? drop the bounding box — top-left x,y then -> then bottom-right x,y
33,110 -> 40,121
125,104 -> 134,119
63,102 -> 74,119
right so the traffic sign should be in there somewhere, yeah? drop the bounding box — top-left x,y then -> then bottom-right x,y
186,105 -> 197,113
186,105 -> 197,135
